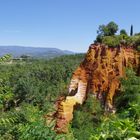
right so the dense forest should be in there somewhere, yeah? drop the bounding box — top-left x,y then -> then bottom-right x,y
0,54 -> 84,140
1,21 -> 140,140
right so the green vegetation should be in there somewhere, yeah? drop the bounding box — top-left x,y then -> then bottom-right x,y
130,25 -> 133,36
95,22 -> 140,48
120,29 -> 127,35
96,21 -> 118,43
97,21 -> 118,36
102,35 -> 121,47
1,53 -> 140,139
0,54 -> 12,63
0,54 -> 84,140
99,33 -> 140,48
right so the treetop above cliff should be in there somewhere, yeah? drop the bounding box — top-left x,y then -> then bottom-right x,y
95,21 -> 140,50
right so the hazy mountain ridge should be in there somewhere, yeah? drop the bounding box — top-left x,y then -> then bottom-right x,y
0,45 -> 74,58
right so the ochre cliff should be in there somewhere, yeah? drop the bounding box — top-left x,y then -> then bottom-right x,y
52,43 -> 140,133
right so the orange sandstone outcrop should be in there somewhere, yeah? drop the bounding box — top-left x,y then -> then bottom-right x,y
54,43 -> 140,133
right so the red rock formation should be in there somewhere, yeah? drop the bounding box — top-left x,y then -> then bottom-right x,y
54,43 -> 140,133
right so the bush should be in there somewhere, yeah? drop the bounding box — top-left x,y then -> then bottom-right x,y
137,46 -> 140,51
131,35 -> 140,46
102,35 -> 121,47
101,34 -> 140,48
72,94 -> 103,140
116,69 -> 140,113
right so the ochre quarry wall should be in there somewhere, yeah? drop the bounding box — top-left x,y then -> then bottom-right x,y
53,43 -> 140,133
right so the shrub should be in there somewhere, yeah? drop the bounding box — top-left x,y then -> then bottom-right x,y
72,94 -> 103,140
102,36 -> 121,47
132,35 -> 140,46
137,46 -> 140,51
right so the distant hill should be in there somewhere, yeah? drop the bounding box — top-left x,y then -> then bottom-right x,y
0,46 -> 74,58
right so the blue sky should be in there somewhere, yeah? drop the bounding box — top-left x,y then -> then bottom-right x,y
0,0 -> 140,52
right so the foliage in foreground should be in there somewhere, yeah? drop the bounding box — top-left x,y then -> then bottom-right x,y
71,69 -> 140,140
0,54 -> 83,140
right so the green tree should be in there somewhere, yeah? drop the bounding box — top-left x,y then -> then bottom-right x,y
120,29 -> 127,35
97,21 -> 118,37
130,25 -> 133,36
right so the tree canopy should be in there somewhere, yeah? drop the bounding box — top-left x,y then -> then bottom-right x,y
120,29 -> 127,35
97,21 -> 118,36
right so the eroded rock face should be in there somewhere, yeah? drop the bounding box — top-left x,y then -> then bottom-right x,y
54,43 -> 140,133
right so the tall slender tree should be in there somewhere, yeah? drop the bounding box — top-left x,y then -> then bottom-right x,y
130,25 -> 133,36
